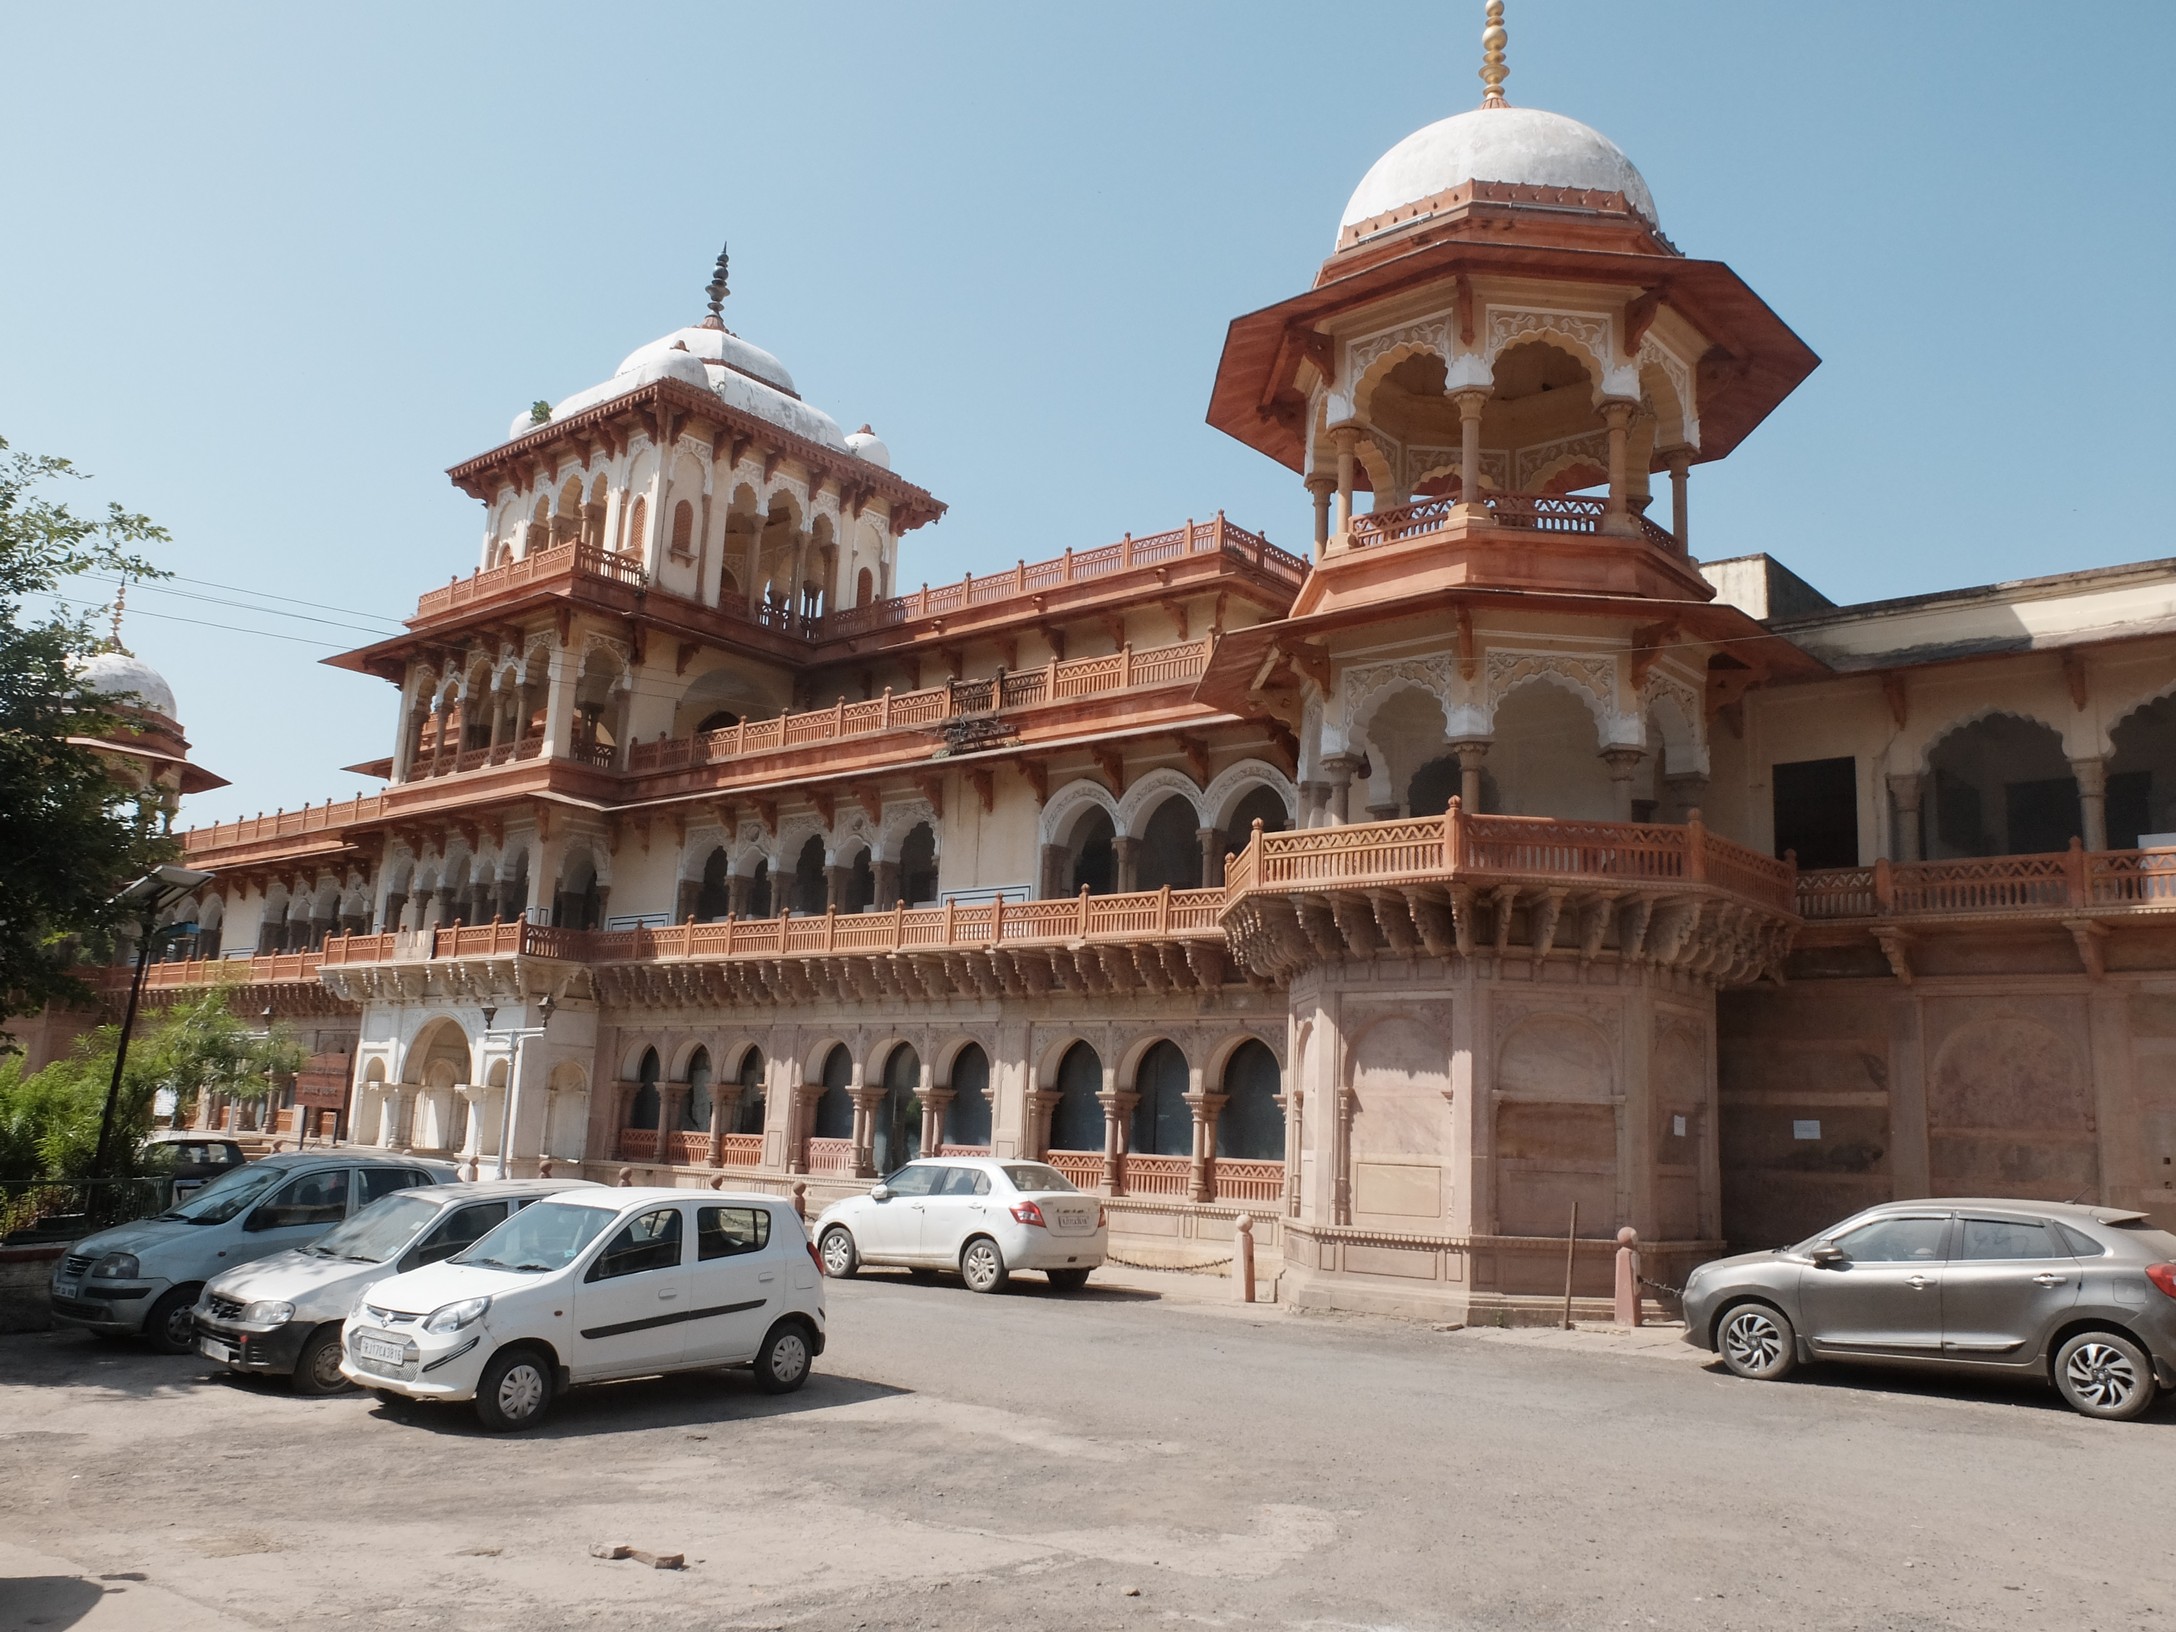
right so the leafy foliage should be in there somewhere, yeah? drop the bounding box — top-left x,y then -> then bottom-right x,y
0,984 -> 305,1185
0,436 -> 177,1028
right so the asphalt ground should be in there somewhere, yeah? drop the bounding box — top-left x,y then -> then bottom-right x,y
1,1267 -> 2171,1631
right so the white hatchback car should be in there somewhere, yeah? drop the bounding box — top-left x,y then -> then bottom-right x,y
341,1187 -> 825,1431
814,1157 -> 1107,1292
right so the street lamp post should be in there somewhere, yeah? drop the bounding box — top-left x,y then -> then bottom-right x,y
91,865 -> 216,1206
479,995 -> 554,1180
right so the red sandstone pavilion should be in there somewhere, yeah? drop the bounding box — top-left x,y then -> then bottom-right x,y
70,8 -> 2176,1318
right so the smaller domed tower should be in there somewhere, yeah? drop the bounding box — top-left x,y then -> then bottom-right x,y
72,645 -> 227,831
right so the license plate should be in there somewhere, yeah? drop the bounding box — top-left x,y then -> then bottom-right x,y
53,1278 -> 79,1299
199,1337 -> 234,1364
357,1335 -> 406,1365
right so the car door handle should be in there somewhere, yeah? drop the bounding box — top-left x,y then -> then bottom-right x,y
657,1289 -> 678,1301
2032,1272 -> 2067,1286
757,1271 -> 776,1283
1905,1275 -> 1933,1290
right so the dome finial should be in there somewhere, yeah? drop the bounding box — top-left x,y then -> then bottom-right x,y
703,243 -> 730,330
107,578 -> 131,656
1480,0 -> 1509,108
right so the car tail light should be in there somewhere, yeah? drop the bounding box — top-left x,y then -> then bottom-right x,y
2147,1263 -> 2176,1301
1096,1204 -> 1108,1228
805,1238 -> 823,1272
1010,1200 -> 1047,1228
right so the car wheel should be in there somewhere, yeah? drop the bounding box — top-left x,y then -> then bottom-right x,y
473,1347 -> 555,1432
144,1287 -> 201,1356
2053,1330 -> 2158,1421
1046,1267 -> 1092,1292
755,1321 -> 814,1395
960,1236 -> 1009,1294
291,1325 -> 351,1396
819,1226 -> 859,1278
1717,1301 -> 1797,1381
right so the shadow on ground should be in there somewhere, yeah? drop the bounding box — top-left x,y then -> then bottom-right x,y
0,1575 -> 106,1632
1699,1353 -> 2176,1425
367,1367 -> 911,1440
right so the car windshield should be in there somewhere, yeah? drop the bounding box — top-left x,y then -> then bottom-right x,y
1000,1164 -> 1077,1194
454,1203 -> 617,1272
308,1191 -> 441,1263
151,1161 -> 285,1224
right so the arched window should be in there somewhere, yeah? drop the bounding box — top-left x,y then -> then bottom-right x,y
856,566 -> 873,607
695,709 -> 740,736
844,849 -> 874,913
555,851 -> 602,932
1221,784 -> 1290,859
1136,796 -> 1201,891
791,835 -> 827,915
900,822 -> 938,905
1407,758 -> 1460,819
1131,1040 -> 1191,1156
624,496 -> 647,557
630,1048 -> 661,1130
945,1043 -> 992,1148
669,500 -> 695,558
1067,808 -> 1116,897
684,1048 -> 713,1131
1925,715 -> 2080,858
2109,694 -> 2176,848
747,859 -> 773,919
1049,1042 -> 1105,1152
1217,1040 -> 1284,1160
733,1048 -> 766,1135
695,848 -> 731,922
874,1044 -> 921,1174
813,1044 -> 854,1140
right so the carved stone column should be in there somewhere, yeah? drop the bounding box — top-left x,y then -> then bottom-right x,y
1197,826 -> 1224,888
825,864 -> 851,912
1186,1090 -> 1226,1204
1333,427 -> 1358,545
1332,1084 -> 1356,1226
874,859 -> 901,907
1040,842 -> 1069,898
1451,739 -> 1491,813
1601,399 -> 1637,533
849,1082 -> 883,1178
1300,780 -> 1330,828
728,873 -> 751,918
656,1084 -> 691,1160
1887,772 -> 1925,863
1322,753 -> 1361,825
1096,1088 -> 1137,1196
1600,747 -> 1648,821
676,878 -> 701,923
1663,772 -> 1710,825
1112,837 -> 1141,893
1666,447 -> 1691,552
1452,388 -> 1491,521
1025,1088 -> 1057,1160
2072,756 -> 2109,852
707,1086 -> 734,1167
1306,474 -> 1334,556
919,1086 -> 952,1157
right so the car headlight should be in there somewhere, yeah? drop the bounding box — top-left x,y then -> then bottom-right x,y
422,1296 -> 490,1334
242,1300 -> 295,1326
91,1253 -> 139,1280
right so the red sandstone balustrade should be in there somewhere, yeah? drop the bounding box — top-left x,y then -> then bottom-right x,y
1210,1158 -> 1286,1204
1227,804 -> 1797,916
616,1128 -> 660,1162
1797,842 -> 2176,921
1044,1151 -> 1104,1191
1345,491 -> 1679,553
1119,1153 -> 1191,1198
414,540 -> 647,621
934,1144 -> 991,1159
183,794 -> 387,858
718,1133 -> 764,1168
117,951 -> 327,990
803,1138 -> 856,1175
624,637 -> 1212,775
666,1131 -> 710,1166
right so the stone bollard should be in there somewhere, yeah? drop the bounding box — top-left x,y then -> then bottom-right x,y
1614,1226 -> 1643,1328
537,1155 -> 554,1178
616,1166 -> 634,1187
709,1173 -> 727,1190
461,1155 -> 478,1182
792,1182 -> 809,1223
1232,1215 -> 1256,1303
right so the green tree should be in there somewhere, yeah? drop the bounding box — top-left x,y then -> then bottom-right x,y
0,436 -> 175,1030
0,984 -> 304,1187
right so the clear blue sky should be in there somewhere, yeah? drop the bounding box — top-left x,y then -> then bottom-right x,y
5,3 -> 2172,826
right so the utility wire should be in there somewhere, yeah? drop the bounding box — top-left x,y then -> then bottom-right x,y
34,590 -> 351,650
76,574 -> 404,638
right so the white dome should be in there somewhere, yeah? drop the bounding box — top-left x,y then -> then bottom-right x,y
1339,106 -> 1657,243
844,426 -> 891,469
510,407 -> 544,439
619,324 -> 797,397
76,651 -> 177,720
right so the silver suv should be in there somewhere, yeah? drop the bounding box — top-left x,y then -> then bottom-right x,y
1683,1199 -> 2176,1420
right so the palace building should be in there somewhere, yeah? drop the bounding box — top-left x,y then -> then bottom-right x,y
121,11 -> 2176,1319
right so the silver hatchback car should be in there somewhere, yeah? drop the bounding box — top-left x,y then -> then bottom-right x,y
1683,1199 -> 2176,1419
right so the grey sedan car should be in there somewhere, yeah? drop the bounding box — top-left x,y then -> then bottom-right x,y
1683,1199 -> 2176,1419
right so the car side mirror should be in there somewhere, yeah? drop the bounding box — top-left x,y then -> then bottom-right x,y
1808,1242 -> 1847,1267
870,1183 -> 891,1203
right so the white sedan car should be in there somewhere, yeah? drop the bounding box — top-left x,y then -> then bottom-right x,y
815,1157 -> 1106,1292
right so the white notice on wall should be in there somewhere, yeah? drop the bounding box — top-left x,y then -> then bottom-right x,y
1792,1119 -> 1822,1140
1672,1114 -> 1688,1137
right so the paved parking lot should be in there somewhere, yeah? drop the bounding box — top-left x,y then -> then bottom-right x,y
2,1270 -> 2172,1631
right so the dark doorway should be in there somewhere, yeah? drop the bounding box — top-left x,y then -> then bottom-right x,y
1772,757 -> 1858,868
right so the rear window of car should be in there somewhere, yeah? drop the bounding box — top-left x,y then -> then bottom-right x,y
697,1205 -> 771,1260
1000,1164 -> 1077,1194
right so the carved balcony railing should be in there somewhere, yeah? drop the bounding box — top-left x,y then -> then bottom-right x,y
1796,843 -> 2176,922
1209,1158 -> 1286,1204
183,794 -> 386,860
1345,491 -> 1678,553
1222,804 -> 1797,982
718,1133 -> 764,1168
319,920 -> 591,966
816,513 -> 1304,641
804,1137 -> 856,1175
1045,1151 -> 1105,1191
615,1128 -> 660,1162
415,540 -> 648,622
1119,1153 -> 1191,1198
624,638 -> 1212,775
407,734 -> 546,782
